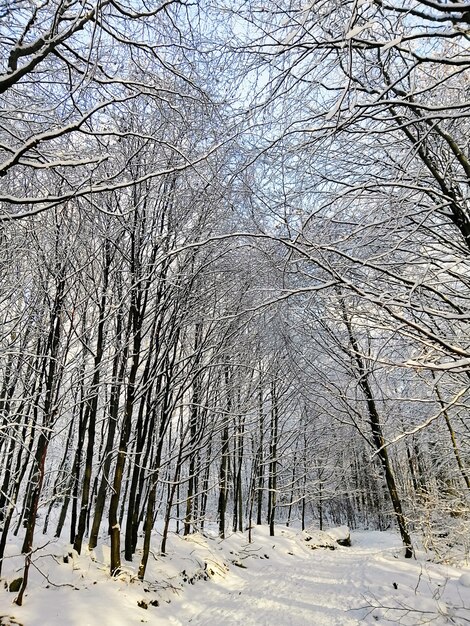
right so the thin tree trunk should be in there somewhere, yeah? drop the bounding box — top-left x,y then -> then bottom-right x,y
269,379 -> 278,538
341,301 -> 413,558
16,270 -> 66,605
184,322 -> 203,536
88,301 -> 125,551
74,249 -> 110,554
218,366 -> 231,538
109,308 -> 142,575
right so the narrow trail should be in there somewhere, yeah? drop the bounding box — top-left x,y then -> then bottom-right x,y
158,531 -> 467,626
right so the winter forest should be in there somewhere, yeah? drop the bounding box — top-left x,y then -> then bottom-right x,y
1,1 -> 470,624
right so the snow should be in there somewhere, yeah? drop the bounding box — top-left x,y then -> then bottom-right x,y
345,22 -> 376,40
1,527 -> 469,625
382,36 -> 402,51
318,525 -> 350,543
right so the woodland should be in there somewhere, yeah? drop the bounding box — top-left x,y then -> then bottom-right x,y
0,0 -> 470,610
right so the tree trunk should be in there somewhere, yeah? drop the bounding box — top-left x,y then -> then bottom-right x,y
74,249 -> 110,554
269,379 -> 278,538
341,301 -> 413,558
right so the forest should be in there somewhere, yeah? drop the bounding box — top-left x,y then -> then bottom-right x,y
0,0 -> 470,618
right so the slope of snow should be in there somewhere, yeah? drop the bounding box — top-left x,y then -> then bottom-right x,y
0,526 -> 469,625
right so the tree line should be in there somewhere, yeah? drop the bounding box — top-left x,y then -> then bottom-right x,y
1,0 -> 469,604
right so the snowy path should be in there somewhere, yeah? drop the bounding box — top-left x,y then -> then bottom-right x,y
164,544 -> 367,625
158,530 -> 469,626
2,528 -> 469,625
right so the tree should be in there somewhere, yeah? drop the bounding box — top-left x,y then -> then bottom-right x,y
0,0 -> 225,220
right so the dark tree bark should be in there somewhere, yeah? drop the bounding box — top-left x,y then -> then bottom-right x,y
268,380 -> 278,538
217,365 -> 232,538
341,301 -> 414,558
88,295 -> 126,551
184,322 -> 203,536
73,242 -> 111,554
16,266 -> 67,605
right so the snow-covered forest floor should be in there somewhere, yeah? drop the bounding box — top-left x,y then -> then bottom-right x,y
1,525 -> 469,626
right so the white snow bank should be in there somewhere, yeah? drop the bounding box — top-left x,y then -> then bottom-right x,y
303,525 -> 351,548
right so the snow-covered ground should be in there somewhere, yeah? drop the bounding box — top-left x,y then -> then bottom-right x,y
1,526 -> 469,625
